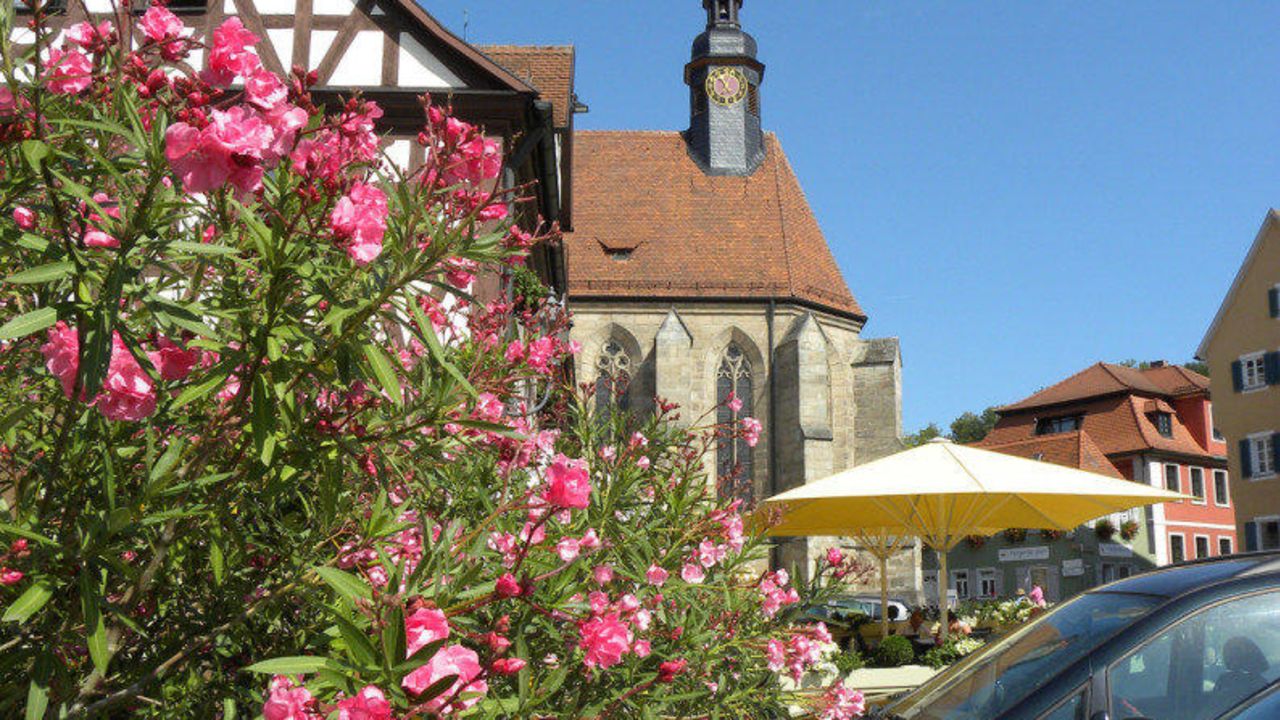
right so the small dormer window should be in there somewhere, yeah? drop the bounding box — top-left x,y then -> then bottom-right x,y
1035,415 -> 1081,435
605,248 -> 632,262
14,0 -> 66,13
1153,412 -> 1173,438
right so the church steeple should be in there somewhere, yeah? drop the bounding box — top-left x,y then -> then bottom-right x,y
684,0 -> 765,176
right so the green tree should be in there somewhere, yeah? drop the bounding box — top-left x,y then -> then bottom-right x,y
950,407 -> 1000,444
903,423 -> 943,448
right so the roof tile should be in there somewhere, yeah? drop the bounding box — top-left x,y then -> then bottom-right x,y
476,45 -> 575,128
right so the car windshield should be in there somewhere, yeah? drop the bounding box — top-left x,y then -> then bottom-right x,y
887,591 -> 1164,720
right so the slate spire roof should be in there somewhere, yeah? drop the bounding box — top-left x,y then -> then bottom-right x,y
563,131 -> 863,320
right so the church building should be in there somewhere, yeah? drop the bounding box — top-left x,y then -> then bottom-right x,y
562,0 -> 913,588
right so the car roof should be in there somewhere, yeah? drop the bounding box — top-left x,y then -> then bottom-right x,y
1094,552 -> 1280,599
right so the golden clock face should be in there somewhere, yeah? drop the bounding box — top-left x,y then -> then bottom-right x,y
706,67 -> 748,107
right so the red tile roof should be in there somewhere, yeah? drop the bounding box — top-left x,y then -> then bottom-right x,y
975,431 -> 1125,479
563,131 -> 863,319
985,394 -> 1212,459
998,362 -> 1209,413
477,45 -> 575,128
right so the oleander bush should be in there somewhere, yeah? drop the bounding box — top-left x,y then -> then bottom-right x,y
0,3 -> 868,718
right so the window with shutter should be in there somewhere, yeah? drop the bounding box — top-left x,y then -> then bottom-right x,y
1267,351 -> 1280,386
1246,521 -> 1259,552
1240,353 -> 1267,391
1241,438 -> 1254,478
1270,286 -> 1280,318
1233,360 -> 1245,392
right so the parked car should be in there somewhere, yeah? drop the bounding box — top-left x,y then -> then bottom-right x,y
833,595 -> 913,622
870,553 -> 1280,720
802,596 -> 914,651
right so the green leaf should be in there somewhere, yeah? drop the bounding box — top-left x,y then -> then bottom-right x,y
313,566 -> 371,602
24,653 -> 51,720
242,656 -> 333,675
173,371 -> 229,409
149,437 -> 185,489
80,572 -> 109,675
165,240 -> 241,257
251,375 -> 276,466
409,296 -> 475,396
3,579 -> 53,623
0,307 -> 56,342
362,344 -> 402,406
19,140 -> 49,172
222,697 -> 236,720
210,537 -> 225,586
381,604 -> 405,673
332,612 -> 379,669
5,262 -> 74,285
0,524 -> 55,547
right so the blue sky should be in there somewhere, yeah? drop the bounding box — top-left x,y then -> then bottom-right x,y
429,1 -> 1280,432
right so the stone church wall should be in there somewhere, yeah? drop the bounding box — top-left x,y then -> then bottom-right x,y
571,300 -> 920,601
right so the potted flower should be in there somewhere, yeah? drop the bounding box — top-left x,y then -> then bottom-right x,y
965,534 -> 987,549
1041,529 -> 1064,542
1120,519 -> 1140,542
1002,528 -> 1028,544
1094,518 -> 1117,541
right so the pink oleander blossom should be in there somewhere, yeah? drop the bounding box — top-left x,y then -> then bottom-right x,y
44,48 -> 93,95
64,21 -> 113,48
166,106 -> 276,195
556,537 -> 580,563
542,454 -> 591,509
402,644 -> 488,713
742,416 -> 763,447
203,17 -> 261,85
262,676 -> 316,720
330,183 -> 389,266
41,322 -> 80,399
336,685 -> 391,720
819,683 -> 866,720
681,562 -> 705,584
405,606 -> 450,657
95,332 -> 157,422
139,5 -> 188,60
12,206 -> 35,230
0,568 -> 23,586
646,564 -> 669,587
0,87 -> 16,117
578,614 -> 632,670
147,338 -> 199,381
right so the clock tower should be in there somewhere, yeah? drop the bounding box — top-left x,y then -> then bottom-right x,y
685,0 -> 766,176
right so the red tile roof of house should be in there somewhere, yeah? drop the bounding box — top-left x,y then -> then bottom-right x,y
477,45 -> 575,128
974,431 -> 1126,479
563,131 -> 863,319
984,393 -> 1212,459
998,362 -> 1210,413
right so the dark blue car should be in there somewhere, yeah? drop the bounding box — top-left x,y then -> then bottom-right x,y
873,553 -> 1280,720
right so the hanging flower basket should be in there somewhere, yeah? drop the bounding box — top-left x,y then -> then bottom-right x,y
1094,518 -> 1117,541
1041,529 -> 1064,542
1002,528 -> 1028,544
1119,519 -> 1140,542
965,535 -> 987,549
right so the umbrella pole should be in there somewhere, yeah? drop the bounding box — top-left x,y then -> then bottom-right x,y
880,554 -> 889,641
937,547 -> 949,645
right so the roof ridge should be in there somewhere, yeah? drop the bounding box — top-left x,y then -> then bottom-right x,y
769,140 -> 797,302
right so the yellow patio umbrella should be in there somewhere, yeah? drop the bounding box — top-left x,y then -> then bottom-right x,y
759,438 -> 1187,642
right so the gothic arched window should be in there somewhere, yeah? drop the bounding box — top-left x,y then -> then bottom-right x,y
716,344 -> 754,505
595,340 -> 632,416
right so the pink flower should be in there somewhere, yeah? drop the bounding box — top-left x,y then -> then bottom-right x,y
579,529 -> 601,551
246,68 -> 288,111
741,416 -> 763,447
402,644 -> 488,712
166,106 -> 275,195
139,5 -> 187,58
262,676 -> 315,720
658,658 -> 687,683
336,685 -> 391,720
12,207 -> 35,230
645,564 -> 669,587
0,568 -> 23,586
634,639 -> 652,658
578,614 -> 632,669
826,546 -> 844,567
593,564 -> 613,585
405,607 -> 450,657
680,562 -> 705,584
1029,585 -> 1046,608
765,639 -> 786,671
588,590 -> 610,615
330,183 -> 389,266
543,454 -> 591,509
84,229 -> 118,249
727,391 -> 744,413
147,338 -> 199,381
697,539 -> 726,568
204,17 -> 261,85
495,573 -> 521,598
64,21 -> 113,48
556,537 -> 580,563
95,332 -> 157,422
491,657 -> 525,675
44,48 -> 93,95
0,87 -> 15,117
819,683 -> 866,720
41,321 -> 80,399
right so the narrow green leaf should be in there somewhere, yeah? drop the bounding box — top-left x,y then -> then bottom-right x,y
165,241 -> 241,257
149,438 -> 185,487
332,612 -> 379,669
80,573 -> 108,675
381,604 -> 405,672
362,344 -> 402,406
222,697 -> 237,720
313,566 -> 371,602
251,375 -> 276,466
24,653 -> 51,720
409,296 -> 475,396
173,371 -> 229,409
0,524 -> 55,547
0,307 -> 56,342
19,140 -> 49,172
5,262 -> 74,285
210,538 -> 225,586
3,579 -> 53,623
242,656 -> 333,675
